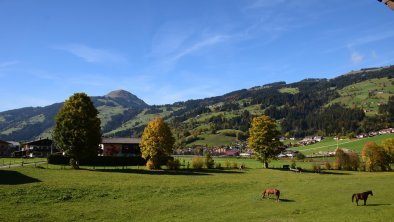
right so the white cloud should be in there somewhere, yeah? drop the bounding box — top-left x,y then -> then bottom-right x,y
169,35 -> 229,62
0,60 -> 19,68
150,22 -> 195,57
53,44 -> 127,63
351,52 -> 364,64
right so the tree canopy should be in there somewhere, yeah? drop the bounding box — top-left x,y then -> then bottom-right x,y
140,117 -> 175,169
53,92 -> 101,169
382,138 -> 394,164
361,141 -> 390,171
248,115 -> 283,168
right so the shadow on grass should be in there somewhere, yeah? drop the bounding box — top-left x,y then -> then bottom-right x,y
0,170 -> 41,185
93,168 -> 244,176
366,203 -> 391,207
280,198 -> 296,202
261,198 -> 295,202
268,168 -> 351,175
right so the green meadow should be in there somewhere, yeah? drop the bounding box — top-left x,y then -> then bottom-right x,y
290,134 -> 394,155
1,159 -> 393,222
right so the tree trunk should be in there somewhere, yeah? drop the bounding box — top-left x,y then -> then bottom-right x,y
70,157 -> 80,169
264,161 -> 269,168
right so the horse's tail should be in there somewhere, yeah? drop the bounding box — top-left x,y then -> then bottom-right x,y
352,194 -> 355,202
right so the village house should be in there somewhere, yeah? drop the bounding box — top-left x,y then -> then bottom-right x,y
20,138 -> 56,157
379,128 -> 394,135
225,148 -> 240,156
100,137 -> 141,157
298,136 -> 317,146
0,140 -> 11,157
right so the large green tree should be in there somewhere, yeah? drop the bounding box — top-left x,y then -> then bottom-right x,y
53,92 -> 101,169
140,117 -> 175,169
248,115 -> 283,168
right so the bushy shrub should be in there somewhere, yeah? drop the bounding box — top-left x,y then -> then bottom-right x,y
80,156 -> 146,166
204,154 -> 215,169
232,162 -> 238,169
348,152 -> 360,171
224,160 -> 231,168
215,162 -> 222,169
324,161 -> 332,170
48,154 -> 146,166
312,163 -> 321,173
146,159 -> 155,170
290,160 -> 296,169
192,156 -> 204,169
295,152 -> 305,160
167,159 -> 181,170
47,153 -> 69,165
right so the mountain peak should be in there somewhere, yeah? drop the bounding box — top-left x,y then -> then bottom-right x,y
106,89 -> 134,99
105,89 -> 148,108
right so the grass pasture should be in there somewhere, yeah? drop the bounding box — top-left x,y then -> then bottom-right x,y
290,134 -> 394,155
1,161 -> 393,222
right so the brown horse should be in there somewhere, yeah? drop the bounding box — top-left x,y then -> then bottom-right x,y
262,188 -> 280,202
352,190 -> 373,206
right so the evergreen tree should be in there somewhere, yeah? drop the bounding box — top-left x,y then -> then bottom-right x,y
53,93 -> 101,169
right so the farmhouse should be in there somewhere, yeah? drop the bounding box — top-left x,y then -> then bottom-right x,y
100,137 -> 141,157
225,148 -> 240,156
21,138 -> 56,157
0,140 -> 11,157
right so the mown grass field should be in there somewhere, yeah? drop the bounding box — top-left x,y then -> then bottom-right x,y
1,159 -> 393,222
328,77 -> 394,115
290,134 -> 394,155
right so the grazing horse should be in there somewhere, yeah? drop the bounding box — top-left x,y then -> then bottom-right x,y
352,190 -> 373,206
262,188 -> 280,202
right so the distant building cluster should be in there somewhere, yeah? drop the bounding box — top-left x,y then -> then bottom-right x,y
0,137 -> 142,158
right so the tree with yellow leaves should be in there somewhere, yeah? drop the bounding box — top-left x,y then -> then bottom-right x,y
361,141 -> 390,171
140,117 -> 175,169
248,115 -> 283,168
382,138 -> 394,164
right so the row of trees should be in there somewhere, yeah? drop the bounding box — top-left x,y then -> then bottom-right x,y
335,139 -> 394,171
52,92 -> 393,170
52,93 -> 282,169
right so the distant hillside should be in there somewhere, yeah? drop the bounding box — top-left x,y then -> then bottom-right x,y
0,90 -> 147,141
0,66 -> 394,144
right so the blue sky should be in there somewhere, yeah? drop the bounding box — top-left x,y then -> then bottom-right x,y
1,0 -> 394,111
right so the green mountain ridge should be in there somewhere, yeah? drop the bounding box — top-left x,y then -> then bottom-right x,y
1,66 -> 394,143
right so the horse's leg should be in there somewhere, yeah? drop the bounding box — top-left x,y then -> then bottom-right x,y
364,199 -> 366,206
356,198 -> 359,206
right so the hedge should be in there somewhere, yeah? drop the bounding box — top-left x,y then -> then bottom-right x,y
48,153 -> 146,166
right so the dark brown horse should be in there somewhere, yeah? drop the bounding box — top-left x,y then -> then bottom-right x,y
352,190 -> 373,206
262,188 -> 280,202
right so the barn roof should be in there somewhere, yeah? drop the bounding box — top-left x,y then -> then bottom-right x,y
101,138 -> 141,144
